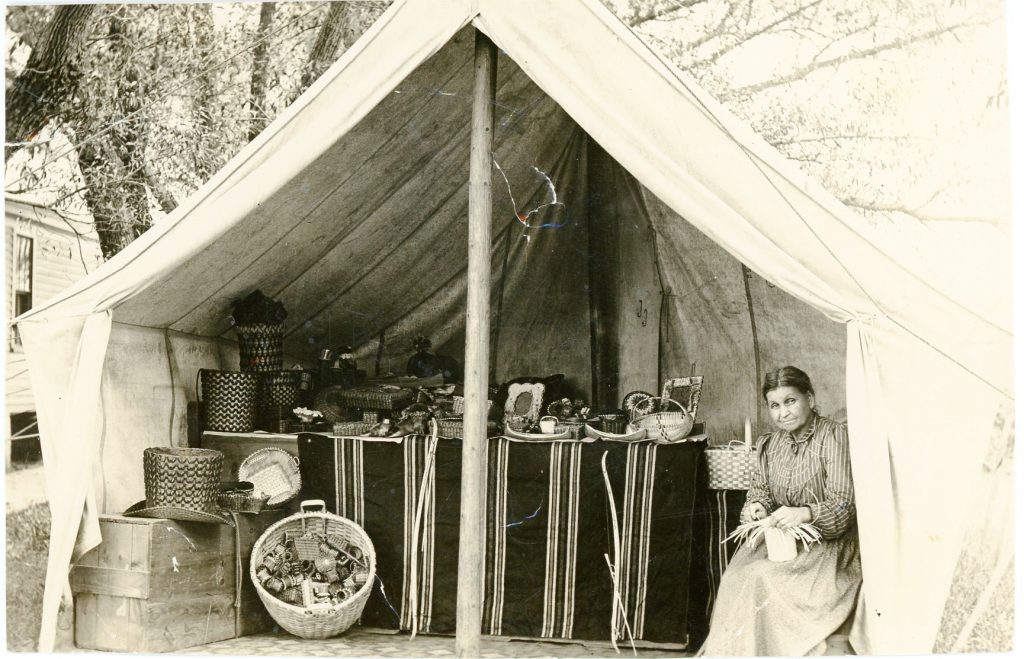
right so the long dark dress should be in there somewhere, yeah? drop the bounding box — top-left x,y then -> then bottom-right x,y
701,415 -> 861,656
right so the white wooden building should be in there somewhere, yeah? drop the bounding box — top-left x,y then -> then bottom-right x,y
5,197 -> 103,461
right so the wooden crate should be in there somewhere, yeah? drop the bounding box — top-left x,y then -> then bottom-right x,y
71,511 -> 287,652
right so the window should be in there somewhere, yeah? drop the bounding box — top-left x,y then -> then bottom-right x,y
11,235 -> 33,347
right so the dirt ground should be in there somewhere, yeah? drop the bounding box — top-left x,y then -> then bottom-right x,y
5,501 -> 50,652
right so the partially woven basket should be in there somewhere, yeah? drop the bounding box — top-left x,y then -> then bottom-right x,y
631,396 -> 694,442
239,448 -> 301,508
143,447 -> 223,512
250,500 -> 376,639
198,369 -> 261,433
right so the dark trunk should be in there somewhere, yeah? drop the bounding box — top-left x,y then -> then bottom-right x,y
5,4 -> 97,160
292,2 -> 350,103
248,3 -> 277,141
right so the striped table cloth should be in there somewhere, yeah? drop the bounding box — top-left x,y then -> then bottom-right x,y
297,434 -> 708,646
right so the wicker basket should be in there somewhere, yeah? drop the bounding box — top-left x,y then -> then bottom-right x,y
706,444 -> 756,490
142,447 -> 223,511
334,386 -> 414,411
553,420 -> 584,439
250,500 -> 376,639
239,448 -> 301,508
333,421 -> 370,437
263,370 -> 300,407
217,481 -> 271,514
436,418 -> 463,439
452,396 -> 493,415
631,396 -> 694,442
235,323 -> 284,373
198,369 -> 261,433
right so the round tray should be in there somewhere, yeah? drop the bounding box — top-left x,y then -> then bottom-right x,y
239,448 -> 301,508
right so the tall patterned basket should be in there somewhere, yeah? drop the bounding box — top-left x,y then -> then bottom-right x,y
250,501 -> 377,639
198,369 -> 261,433
705,443 -> 757,490
235,323 -> 284,373
142,447 -> 223,511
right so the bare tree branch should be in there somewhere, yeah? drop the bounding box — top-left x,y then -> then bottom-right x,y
726,19 -> 991,98
627,0 -> 708,27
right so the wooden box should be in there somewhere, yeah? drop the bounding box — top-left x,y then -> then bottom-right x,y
71,511 -> 287,653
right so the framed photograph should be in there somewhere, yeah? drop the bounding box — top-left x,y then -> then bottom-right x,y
661,376 -> 704,417
503,382 -> 546,427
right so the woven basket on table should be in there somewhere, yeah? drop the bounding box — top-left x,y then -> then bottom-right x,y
239,448 -> 301,508
250,500 -> 377,639
332,421 -> 371,437
235,323 -> 284,373
436,418 -> 463,439
553,420 -> 584,439
705,442 -> 757,490
262,370 -> 300,407
198,369 -> 261,433
451,396 -> 493,415
631,396 -> 694,442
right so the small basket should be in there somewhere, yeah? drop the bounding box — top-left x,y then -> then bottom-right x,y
631,396 -> 694,442
235,323 -> 284,373
198,369 -> 261,433
334,386 -> 414,411
250,500 -> 376,639
436,418 -> 463,439
217,481 -> 271,514
598,415 -> 627,434
333,421 -> 370,437
705,443 -> 756,490
239,448 -> 302,508
263,370 -> 300,407
553,420 -> 584,439
452,396 -> 493,415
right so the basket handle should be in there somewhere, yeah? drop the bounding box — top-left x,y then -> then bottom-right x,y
196,369 -> 205,404
630,395 -> 687,422
300,499 -> 326,513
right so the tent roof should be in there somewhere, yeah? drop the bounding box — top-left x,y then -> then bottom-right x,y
19,0 -> 1010,397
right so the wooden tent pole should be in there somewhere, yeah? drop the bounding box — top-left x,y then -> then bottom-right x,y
456,28 -> 496,658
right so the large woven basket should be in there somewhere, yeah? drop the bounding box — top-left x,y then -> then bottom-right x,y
143,447 -> 223,512
239,448 -> 301,508
705,443 -> 756,490
250,500 -> 376,639
235,323 -> 284,373
631,396 -> 694,442
198,369 -> 260,433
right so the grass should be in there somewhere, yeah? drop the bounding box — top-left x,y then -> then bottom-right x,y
6,502 -> 50,652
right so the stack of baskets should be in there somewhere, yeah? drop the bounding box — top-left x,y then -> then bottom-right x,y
250,500 -> 376,639
630,396 -> 694,442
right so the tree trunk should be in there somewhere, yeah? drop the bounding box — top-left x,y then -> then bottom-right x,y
5,4 -> 97,160
77,9 -> 152,259
292,2 -> 350,102
248,3 -> 277,141
190,3 -> 218,181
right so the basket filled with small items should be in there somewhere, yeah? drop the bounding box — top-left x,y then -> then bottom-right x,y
250,500 -> 376,639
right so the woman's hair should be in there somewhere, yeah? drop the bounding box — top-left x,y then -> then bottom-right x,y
762,366 -> 815,401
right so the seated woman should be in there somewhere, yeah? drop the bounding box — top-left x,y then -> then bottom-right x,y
700,366 -> 861,656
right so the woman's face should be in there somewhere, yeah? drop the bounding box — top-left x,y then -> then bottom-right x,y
765,386 -> 815,436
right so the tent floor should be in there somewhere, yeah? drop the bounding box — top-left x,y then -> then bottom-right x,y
73,628 -> 691,657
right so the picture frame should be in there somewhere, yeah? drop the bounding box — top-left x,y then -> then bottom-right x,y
503,382 -> 546,428
661,375 -> 704,417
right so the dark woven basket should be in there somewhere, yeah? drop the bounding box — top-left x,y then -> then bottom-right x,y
235,323 -> 284,373
143,447 -> 223,511
198,369 -> 261,433
262,370 -> 300,407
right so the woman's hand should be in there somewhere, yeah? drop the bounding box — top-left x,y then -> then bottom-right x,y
768,505 -> 812,530
740,502 -> 768,524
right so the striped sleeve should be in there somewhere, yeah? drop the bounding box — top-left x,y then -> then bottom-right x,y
744,434 -> 776,513
807,423 -> 856,539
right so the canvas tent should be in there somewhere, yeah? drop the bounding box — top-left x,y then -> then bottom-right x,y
16,0 -> 1013,654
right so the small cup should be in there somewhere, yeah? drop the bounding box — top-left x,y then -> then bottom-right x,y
538,415 -> 558,434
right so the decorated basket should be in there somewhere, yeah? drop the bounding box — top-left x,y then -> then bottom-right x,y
335,386 -> 414,411
705,442 -> 757,490
217,481 -> 270,514
239,448 -> 301,508
250,500 -> 376,639
631,396 -> 694,442
436,418 -> 463,439
143,447 -> 223,512
198,369 -> 261,433
332,421 -> 371,437
235,323 -> 284,373
263,370 -> 300,407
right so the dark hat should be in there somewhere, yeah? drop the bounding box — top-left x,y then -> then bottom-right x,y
123,447 -> 231,525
